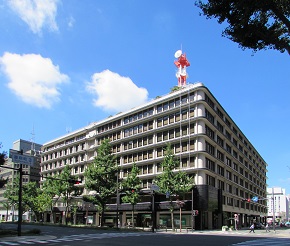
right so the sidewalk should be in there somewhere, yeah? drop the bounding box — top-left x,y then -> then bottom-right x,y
156,227 -> 290,238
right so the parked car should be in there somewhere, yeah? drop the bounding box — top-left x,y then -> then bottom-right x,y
285,222 -> 290,227
255,222 -> 265,229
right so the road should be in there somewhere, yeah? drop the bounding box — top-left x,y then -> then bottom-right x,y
0,223 -> 290,246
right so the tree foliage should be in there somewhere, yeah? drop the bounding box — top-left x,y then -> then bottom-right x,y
22,181 -> 45,221
84,139 -> 117,226
121,163 -> 141,227
155,144 -> 194,231
3,175 -> 19,211
54,165 -> 82,225
0,142 -> 7,166
196,0 -> 290,55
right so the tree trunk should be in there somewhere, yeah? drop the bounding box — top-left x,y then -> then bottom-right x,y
132,205 -> 135,228
6,207 -> 8,221
171,210 -> 175,231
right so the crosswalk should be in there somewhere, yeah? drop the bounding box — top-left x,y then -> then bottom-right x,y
230,238 -> 290,246
0,232 -> 154,245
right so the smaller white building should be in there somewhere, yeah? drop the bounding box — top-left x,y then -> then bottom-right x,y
267,187 -> 289,222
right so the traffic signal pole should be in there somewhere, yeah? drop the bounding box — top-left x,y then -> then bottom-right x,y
17,165 -> 23,236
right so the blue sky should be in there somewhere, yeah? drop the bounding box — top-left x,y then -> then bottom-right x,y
1,0 -> 290,194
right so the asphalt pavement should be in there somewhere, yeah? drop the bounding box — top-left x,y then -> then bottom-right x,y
0,224 -> 289,242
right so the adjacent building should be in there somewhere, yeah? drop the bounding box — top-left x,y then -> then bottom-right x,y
40,82 -> 268,229
0,139 -> 42,221
267,187 -> 289,223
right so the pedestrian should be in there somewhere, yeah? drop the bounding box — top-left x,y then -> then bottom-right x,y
249,223 -> 255,233
265,223 -> 270,232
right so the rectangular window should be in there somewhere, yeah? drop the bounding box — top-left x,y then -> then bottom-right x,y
169,129 -> 174,139
182,142 -> 187,152
226,170 -> 232,180
163,131 -> 168,141
206,158 -> 215,172
157,104 -> 163,113
205,109 -> 214,124
190,107 -> 194,118
157,147 -> 163,157
157,118 -> 162,127
157,132 -> 162,142
182,158 -> 187,168
217,165 -> 224,176
182,109 -> 187,120
163,116 -> 168,125
163,103 -> 169,111
148,135 -> 153,144
217,135 -> 224,147
205,125 -> 215,139
217,150 -> 224,162
205,94 -> 214,108
175,112 -> 180,122
206,174 -> 215,187
226,144 -> 231,153
169,114 -> 175,124
182,125 -> 187,136
205,141 -> 215,155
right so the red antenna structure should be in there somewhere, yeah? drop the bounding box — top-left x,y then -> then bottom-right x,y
174,50 -> 190,87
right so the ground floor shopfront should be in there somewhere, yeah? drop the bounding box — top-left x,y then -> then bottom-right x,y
42,185 -> 266,230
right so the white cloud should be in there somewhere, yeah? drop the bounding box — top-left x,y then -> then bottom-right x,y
7,0 -> 59,34
86,70 -> 149,112
0,52 -> 69,108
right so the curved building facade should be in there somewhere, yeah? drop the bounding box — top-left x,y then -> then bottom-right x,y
41,83 -> 268,229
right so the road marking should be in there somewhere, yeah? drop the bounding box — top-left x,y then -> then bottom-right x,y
230,238 -> 290,246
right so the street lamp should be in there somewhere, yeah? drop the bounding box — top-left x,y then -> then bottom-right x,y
116,170 -> 119,228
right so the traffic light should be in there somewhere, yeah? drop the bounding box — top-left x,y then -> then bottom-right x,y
242,198 -> 251,202
131,189 -> 135,193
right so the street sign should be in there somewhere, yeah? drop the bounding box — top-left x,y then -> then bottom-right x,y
11,153 -> 34,166
151,184 -> 160,192
252,196 -> 258,202
166,191 -> 170,198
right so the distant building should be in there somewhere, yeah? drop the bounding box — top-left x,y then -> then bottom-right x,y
41,83 -> 268,229
0,139 -> 42,221
267,187 -> 289,223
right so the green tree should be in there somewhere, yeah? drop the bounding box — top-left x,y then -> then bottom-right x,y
196,0 -> 290,55
41,177 -> 62,223
0,142 -> 7,166
55,165 -> 81,225
84,139 -> 117,226
155,144 -> 194,231
22,181 -> 43,221
4,175 -> 21,212
121,163 -> 141,228
0,200 -> 11,221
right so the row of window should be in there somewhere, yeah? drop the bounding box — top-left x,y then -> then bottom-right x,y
204,102 -> 265,168
205,140 -> 266,185
206,170 -> 266,200
124,108 -> 154,125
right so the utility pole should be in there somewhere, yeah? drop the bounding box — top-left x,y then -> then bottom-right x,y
17,165 -> 23,236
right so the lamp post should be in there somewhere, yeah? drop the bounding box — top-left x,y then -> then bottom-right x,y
116,170 -> 119,228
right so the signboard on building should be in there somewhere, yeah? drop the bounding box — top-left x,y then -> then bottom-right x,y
11,153 -> 34,166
